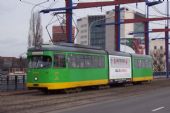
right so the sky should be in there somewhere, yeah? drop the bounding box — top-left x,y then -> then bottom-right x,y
0,0 -> 169,57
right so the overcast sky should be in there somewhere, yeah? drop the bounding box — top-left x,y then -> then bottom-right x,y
0,0 -> 168,57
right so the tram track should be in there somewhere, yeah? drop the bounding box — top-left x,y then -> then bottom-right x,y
0,79 -> 170,113
1,88 -> 118,112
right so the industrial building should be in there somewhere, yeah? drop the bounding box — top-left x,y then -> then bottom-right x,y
76,15 -> 105,48
52,26 -> 75,43
76,7 -> 145,53
0,56 -> 27,74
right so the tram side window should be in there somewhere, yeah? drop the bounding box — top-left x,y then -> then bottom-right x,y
135,59 -> 141,68
98,56 -> 104,68
28,56 -> 52,68
67,54 -> 76,67
146,60 -> 152,68
54,54 -> 66,68
135,59 -> 152,68
84,55 -> 92,68
92,56 -> 98,67
67,54 -> 105,68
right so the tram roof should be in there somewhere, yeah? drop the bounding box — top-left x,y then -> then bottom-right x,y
28,43 -> 107,54
130,53 -> 152,59
108,51 -> 131,57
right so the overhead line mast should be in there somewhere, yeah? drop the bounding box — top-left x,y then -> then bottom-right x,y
40,0 -> 164,53
40,0 -> 146,47
165,0 -> 169,78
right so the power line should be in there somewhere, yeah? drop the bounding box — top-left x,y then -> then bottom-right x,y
150,21 -> 166,26
125,4 -> 167,18
151,6 -> 167,16
19,0 -> 47,8
47,0 -> 59,9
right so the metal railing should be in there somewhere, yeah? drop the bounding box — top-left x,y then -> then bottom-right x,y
154,72 -> 168,76
0,75 -> 26,91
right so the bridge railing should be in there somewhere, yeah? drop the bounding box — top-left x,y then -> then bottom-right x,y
153,72 -> 166,76
0,75 -> 26,91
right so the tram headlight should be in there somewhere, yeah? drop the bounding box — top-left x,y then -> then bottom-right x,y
34,77 -> 38,81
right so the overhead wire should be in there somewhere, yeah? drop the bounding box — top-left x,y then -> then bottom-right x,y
19,0 -> 49,8
21,0 -> 169,43
88,3 -> 166,20
150,21 -> 166,26
72,4 -> 153,38
71,13 -> 80,43
151,32 -> 164,39
44,0 -> 67,44
47,0 -> 59,9
56,14 -> 66,36
51,12 -> 78,43
125,4 -> 168,18
151,6 -> 167,16
125,2 -> 168,29
101,4 -> 168,36
56,13 -> 80,43
45,15 -> 56,43
45,13 -> 67,44
19,0 -> 36,6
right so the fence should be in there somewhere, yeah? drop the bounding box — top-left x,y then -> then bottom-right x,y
0,75 -> 26,91
153,72 -> 170,77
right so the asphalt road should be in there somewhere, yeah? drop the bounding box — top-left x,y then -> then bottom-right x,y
50,86 -> 170,113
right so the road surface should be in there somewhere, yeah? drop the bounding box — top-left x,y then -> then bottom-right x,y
51,86 -> 170,113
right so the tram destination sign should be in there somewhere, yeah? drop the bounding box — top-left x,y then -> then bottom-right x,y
32,52 -> 43,55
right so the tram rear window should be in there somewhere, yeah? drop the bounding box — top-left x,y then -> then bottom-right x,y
28,56 -> 52,68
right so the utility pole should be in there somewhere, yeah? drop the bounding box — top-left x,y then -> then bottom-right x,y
144,0 -> 163,55
145,5 -> 149,55
41,0 -> 146,44
65,0 -> 73,43
115,5 -> 121,51
165,0 -> 169,78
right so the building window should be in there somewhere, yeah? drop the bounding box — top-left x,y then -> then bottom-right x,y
160,46 -> 163,50
81,41 -> 87,45
81,35 -> 87,39
154,46 -> 157,50
81,24 -> 87,28
81,30 -> 87,33
67,54 -> 105,68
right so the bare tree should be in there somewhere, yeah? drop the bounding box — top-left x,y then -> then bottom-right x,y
28,11 -> 43,48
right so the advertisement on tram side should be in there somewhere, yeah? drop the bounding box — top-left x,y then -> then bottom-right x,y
109,55 -> 132,80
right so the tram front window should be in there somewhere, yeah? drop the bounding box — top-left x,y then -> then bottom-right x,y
28,56 -> 52,68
